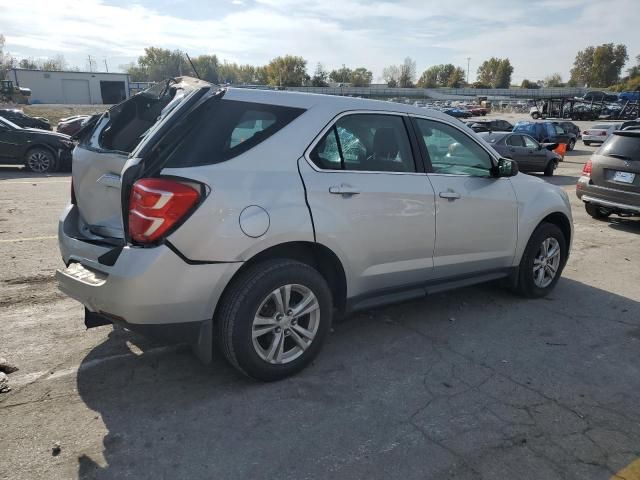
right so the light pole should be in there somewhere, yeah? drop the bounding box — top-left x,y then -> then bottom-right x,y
466,57 -> 471,85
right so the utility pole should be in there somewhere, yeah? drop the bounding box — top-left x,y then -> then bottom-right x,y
466,57 -> 471,85
103,58 -> 109,72
87,55 -> 93,72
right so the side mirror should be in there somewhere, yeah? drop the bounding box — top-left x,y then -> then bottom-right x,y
492,158 -> 519,177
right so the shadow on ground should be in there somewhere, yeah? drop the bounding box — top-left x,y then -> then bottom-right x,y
528,172 -> 580,187
75,278 -> 640,480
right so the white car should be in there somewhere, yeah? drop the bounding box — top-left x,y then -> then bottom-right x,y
582,123 -> 623,146
57,77 -> 574,380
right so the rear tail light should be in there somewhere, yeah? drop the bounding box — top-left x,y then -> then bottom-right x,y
582,130 -> 588,135
599,131 -> 607,136
128,178 -> 200,244
582,160 -> 592,177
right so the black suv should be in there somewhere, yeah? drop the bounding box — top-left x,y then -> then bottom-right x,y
0,116 -> 73,172
0,109 -> 51,130
513,121 -> 577,151
466,119 -> 513,133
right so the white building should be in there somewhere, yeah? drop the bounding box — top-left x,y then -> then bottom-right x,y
10,69 -> 131,105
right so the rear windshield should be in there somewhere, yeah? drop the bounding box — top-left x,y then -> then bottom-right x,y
162,99 -> 305,168
599,134 -> 640,160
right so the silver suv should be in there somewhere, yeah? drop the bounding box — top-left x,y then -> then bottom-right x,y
57,78 -> 573,381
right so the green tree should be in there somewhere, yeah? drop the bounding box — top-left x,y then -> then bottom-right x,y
570,44 -> 628,87
329,64 -> 352,84
41,55 -> 67,72
477,57 -> 513,88
350,67 -> 373,87
417,64 -> 466,88
18,58 -> 38,69
544,73 -> 563,87
311,63 -> 329,86
520,79 -> 539,89
265,55 -> 308,87
0,34 -> 11,80
190,54 -> 220,83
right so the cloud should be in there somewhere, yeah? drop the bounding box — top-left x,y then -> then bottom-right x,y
0,0 -> 638,82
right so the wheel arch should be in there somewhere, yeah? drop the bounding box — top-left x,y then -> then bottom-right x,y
25,143 -> 58,159
213,241 -> 348,325
540,211 -> 572,250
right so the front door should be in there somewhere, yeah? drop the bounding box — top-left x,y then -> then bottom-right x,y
299,112 -> 436,298
412,117 -> 517,278
0,123 -> 24,160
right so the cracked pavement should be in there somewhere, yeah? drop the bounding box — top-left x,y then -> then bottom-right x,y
1,115 -> 639,479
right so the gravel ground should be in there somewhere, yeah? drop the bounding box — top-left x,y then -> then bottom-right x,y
1,113 -> 639,480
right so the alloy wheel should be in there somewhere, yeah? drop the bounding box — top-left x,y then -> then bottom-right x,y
27,151 -> 52,173
533,237 -> 561,288
251,284 -> 321,364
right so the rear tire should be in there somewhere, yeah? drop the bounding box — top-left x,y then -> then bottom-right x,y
567,138 -> 576,151
24,147 -> 58,173
585,202 -> 611,219
531,112 -> 540,120
514,223 -> 567,298
543,161 -> 555,176
216,259 -> 333,381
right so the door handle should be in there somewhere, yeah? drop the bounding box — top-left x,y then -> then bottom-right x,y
329,184 -> 360,195
439,191 -> 461,200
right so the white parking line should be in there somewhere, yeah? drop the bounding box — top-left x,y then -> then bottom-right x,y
0,235 -> 57,243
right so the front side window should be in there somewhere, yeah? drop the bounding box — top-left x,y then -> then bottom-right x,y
414,118 -> 493,177
506,135 -> 524,147
523,135 -> 539,149
310,114 -> 415,173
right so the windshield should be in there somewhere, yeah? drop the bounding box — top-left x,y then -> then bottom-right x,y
0,116 -> 21,129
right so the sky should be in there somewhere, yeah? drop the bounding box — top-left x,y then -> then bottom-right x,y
1,0 -> 639,83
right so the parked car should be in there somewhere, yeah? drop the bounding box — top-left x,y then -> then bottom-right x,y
0,116 -> 74,172
466,119 -> 513,133
513,121 -> 577,150
551,121 -> 581,140
479,131 -> 561,176
582,91 -> 618,103
582,122 -> 623,146
577,131 -> 640,218
443,107 -> 472,118
618,91 -> 640,103
56,78 -> 573,381
465,105 -> 487,116
0,108 -> 51,130
57,115 -> 91,136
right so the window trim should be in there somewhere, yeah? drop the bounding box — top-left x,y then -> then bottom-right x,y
304,110 -> 423,175
409,115 -> 499,177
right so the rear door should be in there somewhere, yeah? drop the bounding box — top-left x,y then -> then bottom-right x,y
299,112 -> 437,298
72,79 -> 210,239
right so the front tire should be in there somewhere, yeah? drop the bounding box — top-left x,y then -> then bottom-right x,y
585,202 -> 611,219
24,147 -> 58,173
514,223 -> 567,298
216,259 -> 333,381
543,161 -> 555,176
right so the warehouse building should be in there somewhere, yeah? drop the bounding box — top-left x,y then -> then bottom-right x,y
10,68 -> 130,104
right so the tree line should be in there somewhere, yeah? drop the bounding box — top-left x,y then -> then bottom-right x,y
1,34 -> 638,91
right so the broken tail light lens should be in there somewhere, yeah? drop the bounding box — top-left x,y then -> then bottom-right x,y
129,178 -> 200,244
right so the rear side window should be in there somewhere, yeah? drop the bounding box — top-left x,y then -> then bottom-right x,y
163,99 -> 304,168
599,134 -> 640,160
514,123 -> 535,135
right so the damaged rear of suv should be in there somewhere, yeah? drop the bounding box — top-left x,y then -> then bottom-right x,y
57,78 -> 315,379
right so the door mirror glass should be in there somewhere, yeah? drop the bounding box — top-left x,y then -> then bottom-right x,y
493,158 -> 518,177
